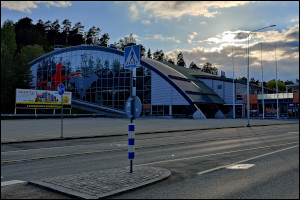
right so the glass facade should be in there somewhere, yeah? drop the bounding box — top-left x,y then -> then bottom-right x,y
31,47 -> 151,115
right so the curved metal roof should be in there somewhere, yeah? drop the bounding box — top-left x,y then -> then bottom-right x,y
160,61 -> 225,105
29,45 -> 124,66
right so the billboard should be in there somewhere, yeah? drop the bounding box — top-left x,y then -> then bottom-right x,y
16,89 -> 72,109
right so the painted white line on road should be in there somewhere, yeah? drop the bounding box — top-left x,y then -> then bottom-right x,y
226,164 -> 255,170
1,142 -> 105,154
1,180 -> 26,187
1,138 -> 17,142
288,131 -> 299,134
197,145 -> 299,176
136,142 -> 299,167
3,141 -> 127,154
2,145 -> 79,154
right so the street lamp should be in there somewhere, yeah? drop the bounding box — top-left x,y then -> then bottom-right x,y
275,42 -> 279,120
246,25 -> 276,127
261,43 -> 265,119
232,45 -> 235,119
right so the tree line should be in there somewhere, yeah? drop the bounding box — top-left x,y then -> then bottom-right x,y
1,17 -> 298,114
1,17 -> 117,114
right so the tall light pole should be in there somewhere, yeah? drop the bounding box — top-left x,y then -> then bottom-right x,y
275,42 -> 279,119
261,43 -> 265,119
232,45 -> 235,119
246,25 -> 276,127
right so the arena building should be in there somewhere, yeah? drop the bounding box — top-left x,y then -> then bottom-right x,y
29,45 -> 298,119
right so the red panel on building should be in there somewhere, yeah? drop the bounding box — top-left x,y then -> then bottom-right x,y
293,91 -> 299,103
244,94 -> 258,104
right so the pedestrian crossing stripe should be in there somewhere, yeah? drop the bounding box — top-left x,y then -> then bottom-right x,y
1,180 -> 26,186
124,45 -> 140,68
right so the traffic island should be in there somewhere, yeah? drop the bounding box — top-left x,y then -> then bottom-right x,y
28,166 -> 171,199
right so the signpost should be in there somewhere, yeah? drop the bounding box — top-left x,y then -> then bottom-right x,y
124,45 -> 141,173
57,83 -> 65,139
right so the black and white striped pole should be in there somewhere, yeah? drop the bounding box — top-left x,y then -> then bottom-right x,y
124,45 -> 141,173
128,123 -> 135,172
129,67 -> 136,173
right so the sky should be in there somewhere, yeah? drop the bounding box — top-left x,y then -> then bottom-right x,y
1,1 -> 299,83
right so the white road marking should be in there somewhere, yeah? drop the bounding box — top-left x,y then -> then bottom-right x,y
110,143 -> 127,147
1,143 -> 90,154
1,138 -> 17,142
136,142 -> 299,167
197,145 -> 299,175
226,164 -> 255,169
288,131 -> 299,134
1,180 -> 26,187
2,141 -> 126,154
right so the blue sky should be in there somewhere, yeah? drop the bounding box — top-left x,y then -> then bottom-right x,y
1,1 -> 299,83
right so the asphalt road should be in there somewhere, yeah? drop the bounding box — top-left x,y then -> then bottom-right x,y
112,146 -> 299,199
1,124 -> 299,199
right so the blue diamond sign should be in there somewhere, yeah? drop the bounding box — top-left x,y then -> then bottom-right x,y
124,45 -> 141,69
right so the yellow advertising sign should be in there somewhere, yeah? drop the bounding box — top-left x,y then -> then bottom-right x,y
16,89 -> 72,109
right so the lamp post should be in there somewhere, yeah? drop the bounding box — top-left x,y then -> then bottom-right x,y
261,43 -> 265,119
275,42 -> 279,119
232,45 -> 235,119
246,25 -> 276,127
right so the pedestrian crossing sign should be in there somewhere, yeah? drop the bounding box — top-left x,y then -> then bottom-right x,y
124,45 -> 141,68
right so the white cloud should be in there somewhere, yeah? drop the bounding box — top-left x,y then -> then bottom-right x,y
129,4 -> 139,21
187,32 -> 198,44
124,1 -> 250,20
1,1 -> 72,14
125,33 -> 151,42
152,34 -> 180,43
290,17 -> 299,23
141,20 -> 151,25
153,34 -> 163,39
197,24 -> 298,50
165,25 -> 299,82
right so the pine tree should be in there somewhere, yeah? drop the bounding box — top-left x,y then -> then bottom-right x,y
189,62 -> 198,69
202,62 -> 218,75
167,59 -> 175,64
147,48 -> 152,59
98,33 -> 110,47
153,50 -> 164,61
177,52 -> 186,67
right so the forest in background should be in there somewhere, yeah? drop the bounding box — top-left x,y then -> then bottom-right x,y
1,17 -> 297,114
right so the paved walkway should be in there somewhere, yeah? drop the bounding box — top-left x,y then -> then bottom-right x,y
1,117 -> 298,199
1,117 -> 299,143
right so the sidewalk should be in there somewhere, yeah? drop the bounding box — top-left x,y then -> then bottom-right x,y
1,118 -> 299,143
